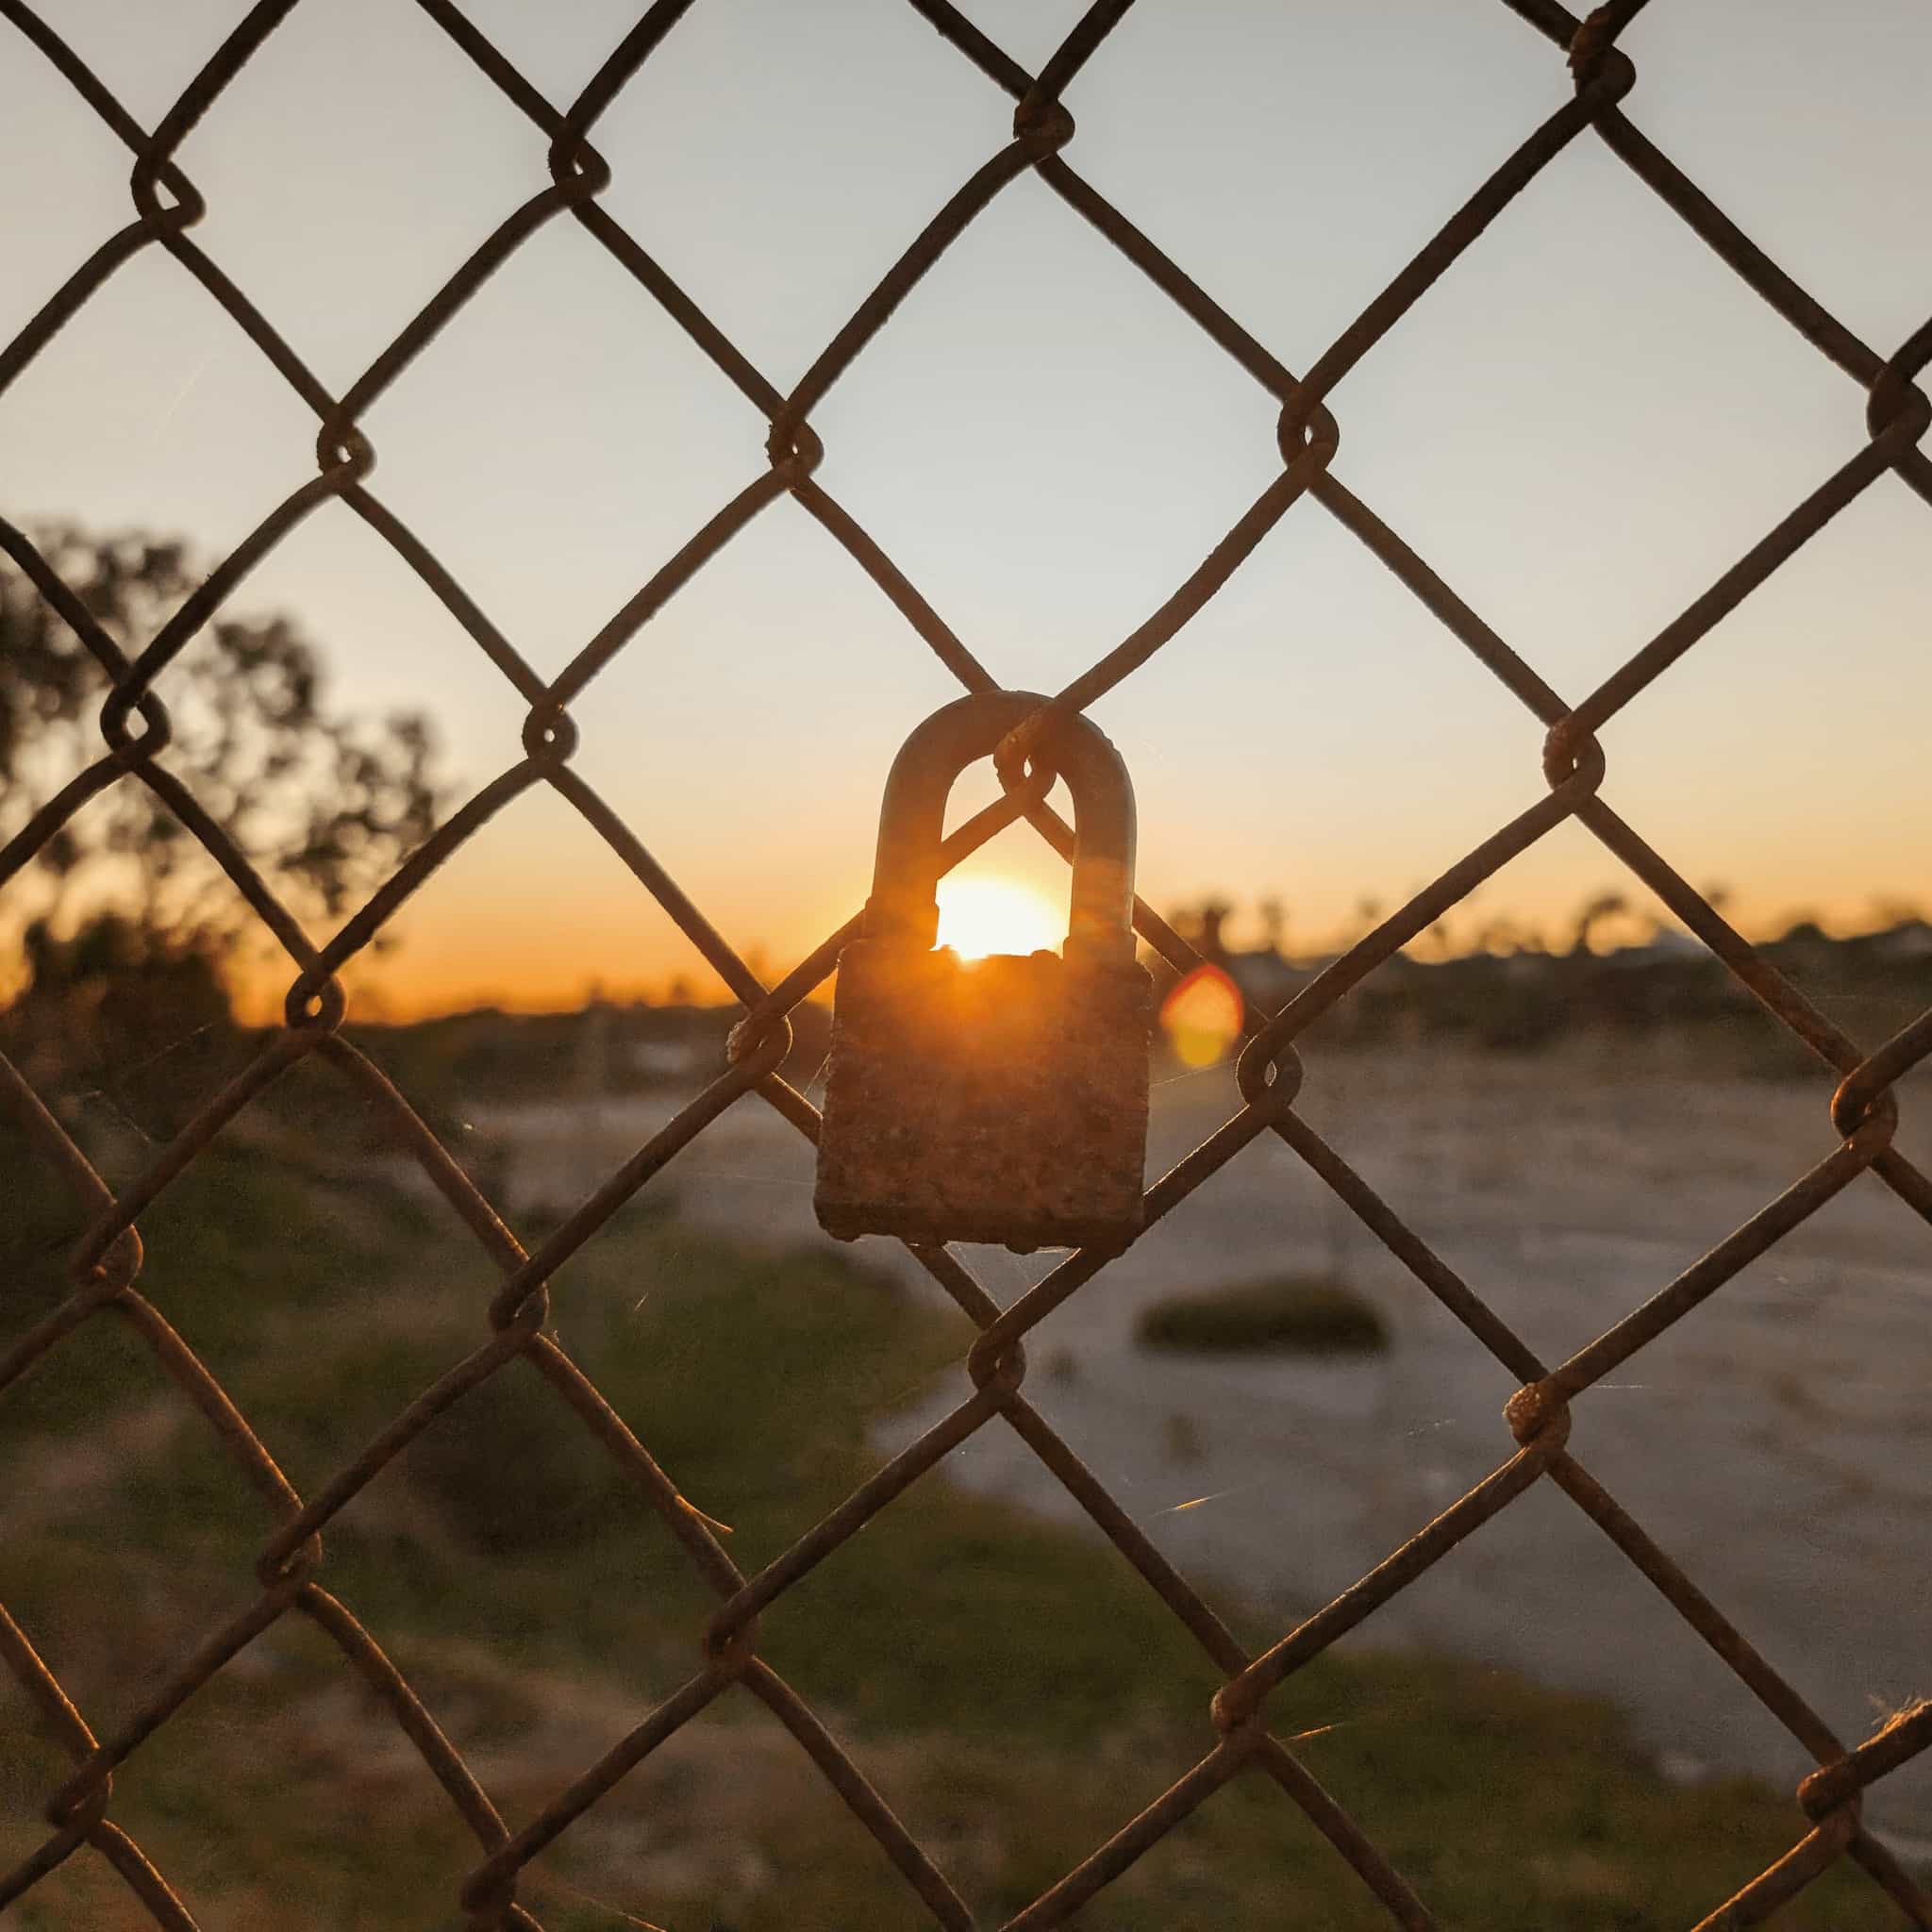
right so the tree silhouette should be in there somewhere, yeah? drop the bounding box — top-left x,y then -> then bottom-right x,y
3,525 -> 443,1043
1257,895 -> 1287,955
1567,891 -> 1629,957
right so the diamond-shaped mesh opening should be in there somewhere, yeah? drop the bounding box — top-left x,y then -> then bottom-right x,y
152,0 -> 554,392
0,248 -> 318,548
1341,143 -> 1857,698
815,169 -> 1285,675
566,500 -> 997,956
1104,503 -> 1556,945
357,223 -> 774,678
215,502 -> 533,779
1069,0 -> 1558,359
592,0 -> 1002,378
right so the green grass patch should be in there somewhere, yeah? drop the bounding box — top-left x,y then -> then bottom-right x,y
1137,1273 -> 1391,1355
0,1143 -> 1895,1928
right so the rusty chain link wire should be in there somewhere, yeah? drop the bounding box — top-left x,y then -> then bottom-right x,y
3,0 -> 1929,1924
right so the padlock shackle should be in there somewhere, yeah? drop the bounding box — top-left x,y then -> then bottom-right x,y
866,691 -> 1138,963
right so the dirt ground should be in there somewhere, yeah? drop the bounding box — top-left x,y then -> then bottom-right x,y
477,1036 -> 1932,1855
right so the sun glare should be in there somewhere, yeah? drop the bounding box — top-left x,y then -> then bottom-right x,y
1160,962 -> 1244,1069
934,876 -> 1065,959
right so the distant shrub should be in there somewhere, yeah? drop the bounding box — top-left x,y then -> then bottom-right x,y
1136,1274 -> 1389,1356
405,1361 -> 609,1557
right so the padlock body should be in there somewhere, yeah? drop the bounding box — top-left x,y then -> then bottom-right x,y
814,940 -> 1152,1252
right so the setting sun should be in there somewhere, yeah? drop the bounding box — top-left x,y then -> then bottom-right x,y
934,876 -> 1065,959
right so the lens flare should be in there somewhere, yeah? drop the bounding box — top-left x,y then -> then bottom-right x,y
934,875 -> 1064,959
1159,962 -> 1243,1069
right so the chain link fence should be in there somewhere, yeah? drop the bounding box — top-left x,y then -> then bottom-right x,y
2,0 -> 1929,1925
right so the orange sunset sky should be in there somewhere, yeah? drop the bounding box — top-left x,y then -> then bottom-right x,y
4,0 -> 1928,1018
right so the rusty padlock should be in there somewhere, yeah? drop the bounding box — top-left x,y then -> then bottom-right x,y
814,691 -> 1152,1253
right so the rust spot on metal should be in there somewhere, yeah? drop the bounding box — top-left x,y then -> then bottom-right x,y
815,941 -> 1151,1251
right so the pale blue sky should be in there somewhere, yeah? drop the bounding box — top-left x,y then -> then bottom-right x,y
3,0 -> 1927,1009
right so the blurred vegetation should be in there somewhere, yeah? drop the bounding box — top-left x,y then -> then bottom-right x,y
1158,892 -> 1932,1072
1,525 -> 446,1149
1137,1275 -> 1391,1357
0,1119 -> 1897,1930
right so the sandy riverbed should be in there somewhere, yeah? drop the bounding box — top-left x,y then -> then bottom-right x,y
473,1040 -> 1931,1848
